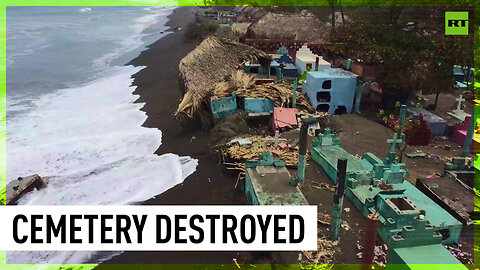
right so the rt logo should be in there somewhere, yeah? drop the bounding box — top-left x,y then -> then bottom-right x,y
445,11 -> 469,35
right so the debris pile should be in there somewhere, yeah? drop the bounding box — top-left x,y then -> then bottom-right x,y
176,37 -> 272,127
302,233 -> 338,264
221,135 -> 309,167
309,182 -> 336,192
212,70 -> 315,113
317,213 -> 350,231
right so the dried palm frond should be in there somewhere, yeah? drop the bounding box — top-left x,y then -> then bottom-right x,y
176,37 -> 272,127
247,12 -> 329,43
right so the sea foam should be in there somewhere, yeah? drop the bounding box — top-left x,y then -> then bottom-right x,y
6,66 -> 198,264
7,65 -> 197,204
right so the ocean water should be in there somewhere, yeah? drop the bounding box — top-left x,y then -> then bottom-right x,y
6,6 -> 197,264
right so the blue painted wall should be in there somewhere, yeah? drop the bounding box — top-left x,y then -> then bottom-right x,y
211,93 -> 237,118
303,68 -> 357,114
276,53 -> 294,65
244,98 -> 275,113
276,63 -> 298,78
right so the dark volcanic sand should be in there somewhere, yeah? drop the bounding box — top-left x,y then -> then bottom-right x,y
97,7 -> 474,266
98,7 -> 297,266
97,8 -> 377,266
99,7 -> 245,265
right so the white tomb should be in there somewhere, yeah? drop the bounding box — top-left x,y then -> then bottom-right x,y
295,45 -> 331,74
447,94 -> 471,121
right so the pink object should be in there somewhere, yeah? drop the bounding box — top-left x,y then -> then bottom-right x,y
272,107 -> 298,132
278,142 -> 288,149
452,116 -> 478,153
271,150 -> 282,156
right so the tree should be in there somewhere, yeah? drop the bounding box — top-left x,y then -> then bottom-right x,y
331,6 -> 474,110
338,0 -> 345,23
414,6 -> 474,109
332,13 -> 430,95
328,0 -> 338,33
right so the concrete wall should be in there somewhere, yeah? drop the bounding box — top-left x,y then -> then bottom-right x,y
244,98 -> 274,113
303,68 -> 357,115
296,57 -> 331,74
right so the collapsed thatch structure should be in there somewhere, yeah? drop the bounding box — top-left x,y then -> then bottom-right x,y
246,12 -> 328,42
224,136 -> 309,168
176,36 -> 271,127
213,71 -> 315,113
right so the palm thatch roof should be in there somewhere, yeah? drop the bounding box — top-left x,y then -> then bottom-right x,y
213,71 -> 315,113
176,36 -> 272,127
246,12 -> 329,42
232,22 -> 251,36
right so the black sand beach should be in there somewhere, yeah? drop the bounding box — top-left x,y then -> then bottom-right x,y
101,7 -> 250,265
100,7 -> 353,265
101,6 -> 302,265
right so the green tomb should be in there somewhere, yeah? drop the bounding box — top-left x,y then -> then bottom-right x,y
311,129 -> 464,265
244,152 -> 308,206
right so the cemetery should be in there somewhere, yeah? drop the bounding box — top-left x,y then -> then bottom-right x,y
2,4 -> 477,269
171,17 -> 477,264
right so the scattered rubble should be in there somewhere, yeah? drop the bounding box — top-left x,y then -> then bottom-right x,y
356,243 -> 388,265
317,213 -> 350,231
445,243 -> 474,264
302,232 -> 338,264
309,182 -> 336,192
406,151 -> 426,158
220,135 -> 308,167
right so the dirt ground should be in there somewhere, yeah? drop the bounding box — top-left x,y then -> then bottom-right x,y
326,113 -> 464,184
98,5 -> 475,264
296,112 -> 474,265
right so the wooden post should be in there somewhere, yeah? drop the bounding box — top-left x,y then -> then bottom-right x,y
361,214 -> 379,270
292,78 -> 298,109
330,158 -> 347,241
463,104 -> 478,157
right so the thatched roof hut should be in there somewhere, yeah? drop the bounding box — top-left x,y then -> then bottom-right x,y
232,22 -> 251,37
246,12 -> 328,42
176,36 -> 271,127
234,6 -> 265,22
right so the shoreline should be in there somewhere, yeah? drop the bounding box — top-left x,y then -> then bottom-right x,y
101,6 -> 248,264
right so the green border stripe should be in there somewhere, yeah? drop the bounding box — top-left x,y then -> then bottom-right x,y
2,0 -> 478,6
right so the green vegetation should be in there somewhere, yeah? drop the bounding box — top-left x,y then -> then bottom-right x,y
378,98 -> 425,162
330,6 -> 474,109
0,185 -> 5,205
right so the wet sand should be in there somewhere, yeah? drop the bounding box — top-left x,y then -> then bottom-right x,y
100,7 -> 248,265
100,7 -> 355,265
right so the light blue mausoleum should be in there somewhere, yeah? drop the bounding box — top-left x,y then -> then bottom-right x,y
303,68 -> 357,115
